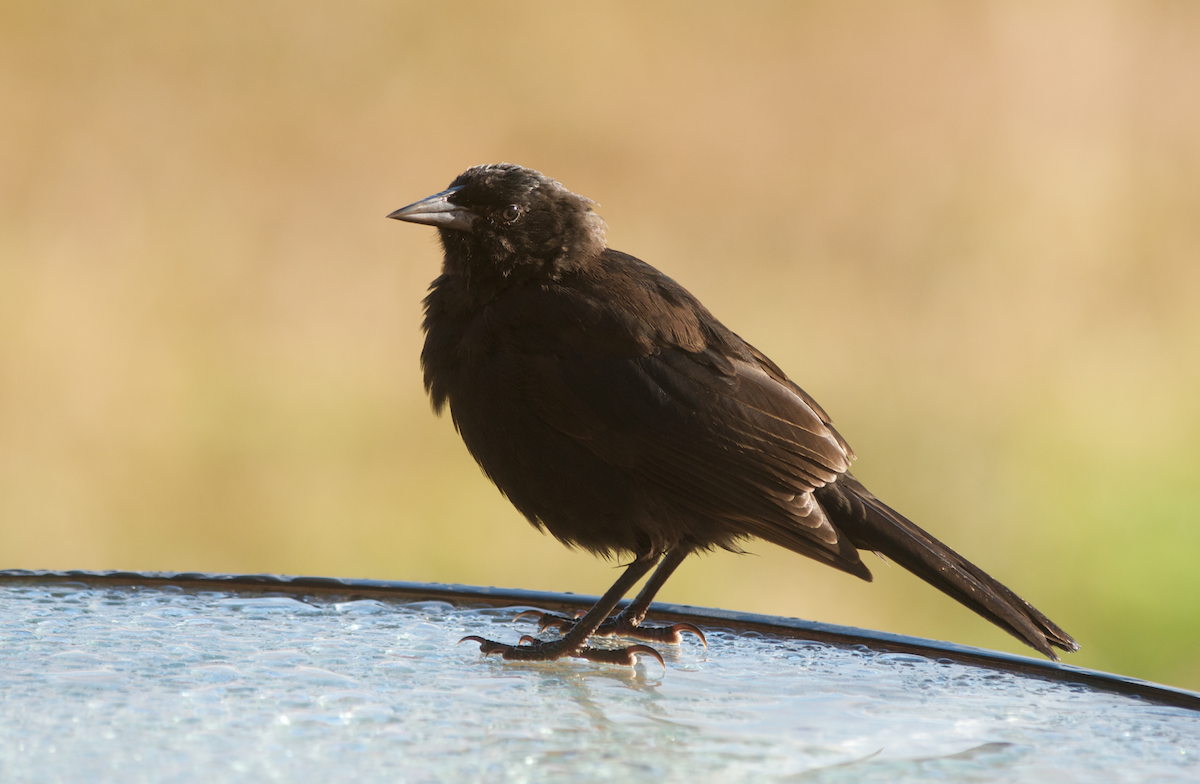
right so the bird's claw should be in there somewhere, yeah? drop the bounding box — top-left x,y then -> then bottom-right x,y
649,622 -> 708,648
594,618 -> 708,648
514,609 -> 585,633
578,644 -> 665,669
459,635 -> 551,660
459,635 -> 516,657
459,634 -> 664,669
515,609 -> 706,647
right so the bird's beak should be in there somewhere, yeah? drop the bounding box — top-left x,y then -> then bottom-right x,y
387,186 -> 475,233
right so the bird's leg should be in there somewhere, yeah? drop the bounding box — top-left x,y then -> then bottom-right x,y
518,548 -> 706,647
461,555 -> 664,666
596,548 -> 706,645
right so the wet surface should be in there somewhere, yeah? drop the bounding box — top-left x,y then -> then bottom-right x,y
1,580 -> 1197,783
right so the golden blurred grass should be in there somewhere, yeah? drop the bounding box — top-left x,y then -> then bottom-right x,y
1,1 -> 1198,688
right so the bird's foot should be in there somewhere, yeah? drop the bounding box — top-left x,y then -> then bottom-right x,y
459,635 -> 664,668
514,609 -> 707,647
514,608 -> 584,634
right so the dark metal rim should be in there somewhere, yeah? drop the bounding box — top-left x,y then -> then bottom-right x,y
5,568 -> 1198,712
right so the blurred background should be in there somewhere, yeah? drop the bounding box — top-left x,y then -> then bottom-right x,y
2,1 -> 1198,689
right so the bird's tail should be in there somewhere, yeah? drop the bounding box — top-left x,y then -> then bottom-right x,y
817,473 -> 1079,659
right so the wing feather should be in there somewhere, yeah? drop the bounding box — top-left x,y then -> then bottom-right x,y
523,344 -> 866,574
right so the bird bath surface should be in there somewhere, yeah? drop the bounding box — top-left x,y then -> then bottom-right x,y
0,575 -> 1197,783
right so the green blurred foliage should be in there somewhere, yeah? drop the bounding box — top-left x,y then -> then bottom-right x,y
1,1 -> 1198,689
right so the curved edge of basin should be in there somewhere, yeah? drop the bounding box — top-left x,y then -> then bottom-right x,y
3,567 -> 1197,712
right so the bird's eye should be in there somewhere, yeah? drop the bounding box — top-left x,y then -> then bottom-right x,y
500,205 -> 522,223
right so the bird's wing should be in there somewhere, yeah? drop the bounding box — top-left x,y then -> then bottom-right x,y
522,343 -> 869,576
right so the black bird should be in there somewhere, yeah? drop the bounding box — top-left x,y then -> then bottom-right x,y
388,163 -> 1078,667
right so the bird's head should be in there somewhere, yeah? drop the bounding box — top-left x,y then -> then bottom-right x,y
389,163 -> 607,281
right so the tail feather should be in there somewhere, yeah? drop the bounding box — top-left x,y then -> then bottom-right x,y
816,473 -> 1079,659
